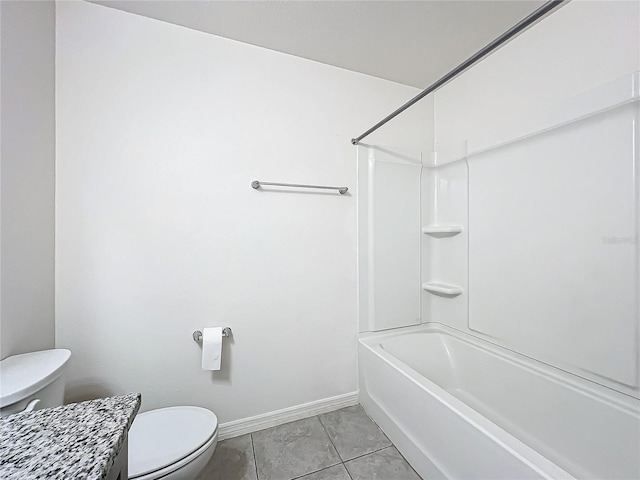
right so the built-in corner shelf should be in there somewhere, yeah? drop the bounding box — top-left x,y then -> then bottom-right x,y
422,225 -> 462,237
422,282 -> 463,296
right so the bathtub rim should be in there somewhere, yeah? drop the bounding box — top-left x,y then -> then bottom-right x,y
360,323 -> 639,413
359,323 -> 640,479
359,328 -> 573,479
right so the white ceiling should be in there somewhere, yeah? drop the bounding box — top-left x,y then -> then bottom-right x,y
92,0 -> 549,89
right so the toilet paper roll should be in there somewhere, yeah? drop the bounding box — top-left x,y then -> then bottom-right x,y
201,327 -> 223,371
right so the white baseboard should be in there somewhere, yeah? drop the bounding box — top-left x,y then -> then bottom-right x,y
218,391 -> 359,440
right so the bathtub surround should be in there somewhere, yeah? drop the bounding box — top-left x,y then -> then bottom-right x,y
357,1 -> 640,478
55,0 -> 432,426
357,146 -> 423,333
430,0 -> 640,397
0,0 -> 56,359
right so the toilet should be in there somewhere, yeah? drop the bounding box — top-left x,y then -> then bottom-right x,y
0,349 -> 218,480
127,406 -> 218,480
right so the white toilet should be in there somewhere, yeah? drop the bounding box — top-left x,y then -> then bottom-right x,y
0,349 -> 219,480
127,406 -> 218,480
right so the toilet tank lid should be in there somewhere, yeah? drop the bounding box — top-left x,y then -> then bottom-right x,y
0,349 -> 71,408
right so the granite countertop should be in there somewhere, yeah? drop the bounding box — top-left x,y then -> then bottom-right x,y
0,393 -> 141,480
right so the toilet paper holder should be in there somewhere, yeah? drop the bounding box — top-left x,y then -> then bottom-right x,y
193,328 -> 232,343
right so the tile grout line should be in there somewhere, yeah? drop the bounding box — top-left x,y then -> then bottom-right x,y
360,406 -> 392,446
318,404 -> 393,465
347,405 -> 420,478
344,445 -> 424,480
252,416 -> 343,480
316,406 -> 398,480
315,413 -> 354,480
250,432 -> 260,480
343,461 -> 355,480
342,444 -> 391,464
393,446 -> 424,480
342,462 -> 353,480
350,407 -> 422,480
289,462 -> 346,480
316,413 -> 345,462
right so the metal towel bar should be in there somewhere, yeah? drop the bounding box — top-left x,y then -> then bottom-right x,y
251,180 -> 348,194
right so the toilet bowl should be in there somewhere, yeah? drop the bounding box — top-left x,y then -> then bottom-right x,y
128,406 -> 218,480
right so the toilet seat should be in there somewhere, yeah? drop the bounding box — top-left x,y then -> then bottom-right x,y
128,406 -> 218,480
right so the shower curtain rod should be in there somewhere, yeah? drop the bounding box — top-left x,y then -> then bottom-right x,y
350,0 -> 567,146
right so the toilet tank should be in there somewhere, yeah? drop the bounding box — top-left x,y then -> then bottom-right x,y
0,349 -> 71,417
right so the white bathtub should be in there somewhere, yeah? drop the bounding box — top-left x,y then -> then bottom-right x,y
358,324 -> 640,480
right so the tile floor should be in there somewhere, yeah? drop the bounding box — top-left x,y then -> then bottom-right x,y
196,404 -> 423,480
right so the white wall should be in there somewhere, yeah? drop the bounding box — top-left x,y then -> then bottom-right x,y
0,1 -> 56,359
55,1 -> 431,423
428,0 -> 640,397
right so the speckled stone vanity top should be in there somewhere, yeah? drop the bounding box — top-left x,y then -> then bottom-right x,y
0,393 -> 141,480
